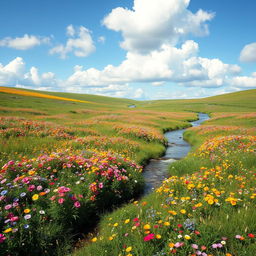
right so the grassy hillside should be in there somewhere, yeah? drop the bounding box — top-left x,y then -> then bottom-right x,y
140,89 -> 256,113
0,86 -> 255,256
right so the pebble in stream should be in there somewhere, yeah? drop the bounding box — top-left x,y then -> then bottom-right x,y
143,113 -> 210,194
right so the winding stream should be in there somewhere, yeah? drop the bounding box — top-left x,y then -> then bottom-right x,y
143,113 -> 210,194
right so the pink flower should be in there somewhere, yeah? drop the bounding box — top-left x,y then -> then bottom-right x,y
4,204 -> 12,210
192,244 -> 199,249
50,196 -> 56,201
58,186 -> 70,193
0,234 -> 6,243
22,177 -> 30,184
201,246 -> 207,251
28,185 -> 36,192
0,179 -> 6,184
58,198 -> 65,204
212,244 -> 218,249
74,201 -> 81,208
143,233 -> 155,241
10,216 -> 19,222
98,182 -> 104,189
37,185 -> 43,191
174,242 -> 184,248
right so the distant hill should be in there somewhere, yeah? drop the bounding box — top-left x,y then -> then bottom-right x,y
0,86 -> 255,113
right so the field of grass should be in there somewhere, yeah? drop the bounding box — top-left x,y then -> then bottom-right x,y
0,87 -> 255,255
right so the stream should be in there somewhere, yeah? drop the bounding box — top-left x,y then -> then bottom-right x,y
143,113 -> 210,194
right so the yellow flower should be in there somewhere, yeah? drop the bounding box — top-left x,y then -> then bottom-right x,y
109,236 -> 114,241
113,222 -> 119,227
124,219 -> 130,224
3,228 -> 12,233
168,243 -> 174,248
126,247 -> 132,252
28,170 -> 35,176
143,224 -> 151,230
91,237 -> 97,242
156,234 -> 161,239
180,209 -> 186,214
32,194 -> 39,201
127,254 -> 133,256
164,222 -> 170,226
208,199 -> 214,205
24,208 -> 31,214
184,235 -> 191,240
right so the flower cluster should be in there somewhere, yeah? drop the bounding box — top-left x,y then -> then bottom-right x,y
0,150 -> 143,254
114,124 -> 166,144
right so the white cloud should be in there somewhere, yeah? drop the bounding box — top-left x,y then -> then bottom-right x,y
0,57 -> 25,85
103,0 -> 214,53
231,76 -> 256,88
133,88 -> 144,98
66,25 -> 75,37
98,36 -> 106,43
152,81 -> 165,86
50,25 -> 96,59
64,40 -> 241,89
0,57 -> 58,88
0,34 -> 50,50
239,42 -> 256,62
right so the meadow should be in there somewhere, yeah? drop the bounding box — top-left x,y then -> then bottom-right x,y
0,87 -> 255,256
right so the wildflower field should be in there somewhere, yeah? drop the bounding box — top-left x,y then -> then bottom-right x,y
0,87 -> 255,255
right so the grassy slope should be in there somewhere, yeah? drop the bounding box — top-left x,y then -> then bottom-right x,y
0,87 -> 256,256
139,89 -> 256,113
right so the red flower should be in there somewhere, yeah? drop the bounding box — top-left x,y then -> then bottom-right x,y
144,233 -> 155,241
248,233 -> 255,238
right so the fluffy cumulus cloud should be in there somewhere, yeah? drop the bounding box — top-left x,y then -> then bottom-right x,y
0,57 -> 58,88
231,75 -> 256,88
62,0 -> 243,91
49,25 -> 95,59
239,42 -> 256,63
103,0 -> 214,53
1,0 -> 255,98
64,40 -> 241,88
0,34 -> 50,50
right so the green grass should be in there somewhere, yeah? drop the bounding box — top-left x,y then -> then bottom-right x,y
0,87 -> 255,256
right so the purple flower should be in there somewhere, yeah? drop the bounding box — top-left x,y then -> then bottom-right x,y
1,190 -> 7,196
212,243 -> 218,249
20,192 -> 26,197
24,214 -> 31,220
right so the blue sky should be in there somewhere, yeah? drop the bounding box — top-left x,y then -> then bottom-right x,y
0,0 -> 256,99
